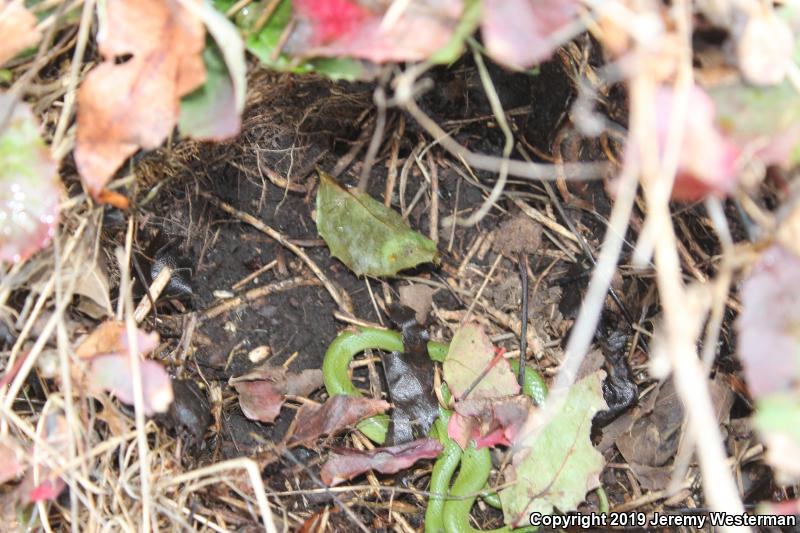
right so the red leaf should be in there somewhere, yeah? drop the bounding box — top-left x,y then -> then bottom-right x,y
288,0 -> 462,63
447,395 -> 530,449
287,395 -> 390,446
320,438 -> 443,486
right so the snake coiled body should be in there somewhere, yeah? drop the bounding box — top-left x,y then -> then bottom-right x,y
322,327 -> 546,532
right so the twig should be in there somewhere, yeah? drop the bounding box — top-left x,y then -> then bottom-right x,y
443,41 -> 512,227
133,266 -> 172,324
518,252 -> 528,386
200,277 -> 320,321
119,217 -> 153,533
357,80 -> 389,193
393,74 -> 608,184
200,192 -> 354,315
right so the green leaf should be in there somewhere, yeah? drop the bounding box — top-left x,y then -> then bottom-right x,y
500,371 -> 607,526
443,322 -> 519,400
179,44 -> 241,140
238,0 -> 366,81
315,171 -> 439,277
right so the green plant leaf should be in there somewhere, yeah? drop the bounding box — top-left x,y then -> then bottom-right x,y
179,44 -> 241,140
500,371 -> 607,526
429,0 -> 482,64
315,171 -> 438,277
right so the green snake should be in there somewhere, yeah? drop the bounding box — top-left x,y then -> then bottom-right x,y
322,327 -> 547,532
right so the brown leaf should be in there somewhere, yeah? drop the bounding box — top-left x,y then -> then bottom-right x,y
398,283 -> 436,325
75,0 -> 206,197
0,1 -> 41,66
230,364 -> 323,423
287,395 -> 390,446
320,437 -> 443,486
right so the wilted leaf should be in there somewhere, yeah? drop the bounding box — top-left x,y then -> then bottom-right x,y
712,81 -> 800,169
635,84 -> 740,201
753,392 -> 800,483
89,355 -> 173,415
287,395 -> 390,446
0,1 -> 41,66
75,0 -> 206,197
481,0 -> 579,69
448,395 -> 530,449
178,43 -> 240,141
316,171 -> 438,277
398,283 -> 436,324
320,437 -> 443,486
74,320 -> 173,415
736,245 -> 800,398
26,413 -> 69,503
0,437 -> 25,485
500,371 -> 607,526
288,0 -> 462,64
230,364 -> 323,423
0,94 -> 60,263
443,323 -> 519,400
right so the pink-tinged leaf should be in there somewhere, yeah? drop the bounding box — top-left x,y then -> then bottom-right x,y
0,438 -> 25,484
0,1 -> 41,66
287,395 -> 390,446
320,437 -> 443,486
178,46 -> 241,141
25,413 -> 69,503
443,323 -> 519,400
288,0 -> 462,63
736,245 -> 800,398
74,320 -> 172,415
447,396 -> 530,449
0,93 -> 60,263
481,0 -> 579,69
712,81 -> 800,169
89,354 -> 173,415
630,84 -> 740,201
230,365 -> 323,423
